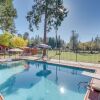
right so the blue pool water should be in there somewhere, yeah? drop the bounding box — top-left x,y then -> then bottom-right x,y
0,60 -> 94,100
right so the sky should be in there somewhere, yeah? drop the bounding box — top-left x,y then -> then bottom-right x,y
11,0 -> 100,43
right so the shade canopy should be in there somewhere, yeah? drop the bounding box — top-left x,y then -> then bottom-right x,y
37,44 -> 51,49
8,48 -> 23,52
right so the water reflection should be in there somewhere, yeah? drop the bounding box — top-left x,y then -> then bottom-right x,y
36,63 -> 51,77
24,61 -> 30,71
0,62 -> 40,96
72,69 -> 77,75
0,75 -> 17,96
55,66 -> 58,84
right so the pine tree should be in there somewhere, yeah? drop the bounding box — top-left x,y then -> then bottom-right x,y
26,0 -> 68,56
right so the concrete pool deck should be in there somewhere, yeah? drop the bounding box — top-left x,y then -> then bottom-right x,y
0,56 -> 100,100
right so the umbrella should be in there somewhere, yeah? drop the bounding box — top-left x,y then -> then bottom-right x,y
37,44 -> 51,49
8,48 -> 23,52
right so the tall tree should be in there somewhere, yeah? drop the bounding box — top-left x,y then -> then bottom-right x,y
0,0 -> 17,32
90,37 -> 94,53
23,32 -> 30,46
26,0 -> 68,56
23,32 -> 29,40
95,35 -> 100,51
69,30 -> 79,52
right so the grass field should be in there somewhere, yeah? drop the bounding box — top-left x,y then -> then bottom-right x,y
48,50 -> 100,64
0,53 -> 20,59
0,50 -> 100,64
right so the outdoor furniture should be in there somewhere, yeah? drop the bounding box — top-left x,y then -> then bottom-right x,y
8,48 -> 23,59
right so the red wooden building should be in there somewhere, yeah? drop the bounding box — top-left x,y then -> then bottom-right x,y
0,45 -> 9,53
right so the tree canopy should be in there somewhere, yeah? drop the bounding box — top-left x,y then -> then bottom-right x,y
0,0 -> 17,32
11,36 -> 28,48
0,32 -> 28,48
0,32 -> 12,47
27,0 -> 68,32
69,30 -> 79,52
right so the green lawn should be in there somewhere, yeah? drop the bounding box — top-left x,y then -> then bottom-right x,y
0,50 -> 99,64
0,53 -> 20,59
48,50 -> 100,64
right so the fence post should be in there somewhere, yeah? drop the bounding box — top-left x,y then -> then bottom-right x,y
76,49 -> 77,62
59,48 -> 60,63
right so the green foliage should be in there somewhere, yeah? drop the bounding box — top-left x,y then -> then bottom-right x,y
11,36 -> 28,48
69,30 -> 79,51
78,36 -> 100,53
0,0 -> 17,32
29,35 -> 65,49
95,35 -> 100,50
26,0 -> 68,32
0,31 -> 13,46
0,32 -> 28,48
23,32 -> 29,40
18,33 -> 22,38
29,35 -> 43,46
48,50 -> 100,63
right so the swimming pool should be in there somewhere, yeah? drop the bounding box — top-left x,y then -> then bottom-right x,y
0,60 -> 94,100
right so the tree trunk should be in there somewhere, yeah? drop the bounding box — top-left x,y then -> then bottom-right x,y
56,29 -> 58,54
43,1 -> 47,57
